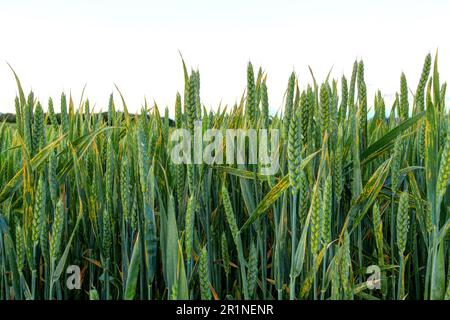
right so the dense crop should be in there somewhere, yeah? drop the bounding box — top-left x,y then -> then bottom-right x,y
0,53 -> 448,300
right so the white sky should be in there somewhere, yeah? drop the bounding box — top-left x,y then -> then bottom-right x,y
0,0 -> 449,116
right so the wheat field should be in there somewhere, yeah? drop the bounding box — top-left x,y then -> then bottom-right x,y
0,53 -> 448,300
